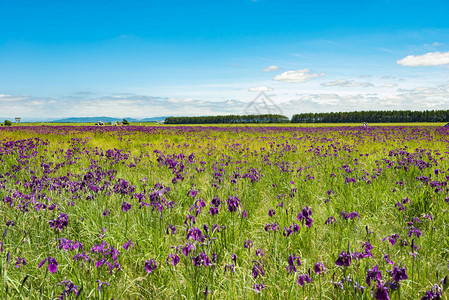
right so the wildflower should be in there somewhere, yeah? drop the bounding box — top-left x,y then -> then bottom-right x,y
335,250 -> 351,267
15,257 -> 27,268
192,251 -> 212,267
382,234 -> 400,246
287,253 -> 301,274
244,239 -> 253,249
121,202 -> 131,212
313,262 -> 325,274
366,265 -> 382,286
252,260 -> 265,279
182,242 -> 194,256
49,213 -> 68,231
97,280 -> 110,291
227,196 -> 240,212
166,253 -> 180,267
58,279 -> 80,299
166,224 -> 176,235
39,256 -> 58,273
122,239 -> 134,250
390,265 -> 408,282
209,206 -> 219,215
297,206 -> 313,228
225,264 -> 235,273
145,259 -> 157,273
421,284 -> 443,299
325,216 -> 336,225
256,249 -> 264,257
253,283 -> 265,293
297,269 -> 311,286
186,227 -> 204,242
408,227 -> 422,238
189,189 -> 198,198
384,254 -> 394,266
374,281 -> 390,300
268,209 -> 276,217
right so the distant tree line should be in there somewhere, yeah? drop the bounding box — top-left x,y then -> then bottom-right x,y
163,110 -> 449,124
164,114 -> 290,124
291,110 -> 449,123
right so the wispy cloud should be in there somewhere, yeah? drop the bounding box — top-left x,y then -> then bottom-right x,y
273,69 -> 325,83
397,51 -> 449,66
2,82 -> 449,121
248,86 -> 274,92
262,65 -> 281,72
382,83 -> 398,88
321,79 -> 374,88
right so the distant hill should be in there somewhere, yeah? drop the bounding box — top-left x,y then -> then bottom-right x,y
52,117 -> 167,123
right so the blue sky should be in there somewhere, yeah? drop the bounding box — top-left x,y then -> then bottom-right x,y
1,0 -> 449,120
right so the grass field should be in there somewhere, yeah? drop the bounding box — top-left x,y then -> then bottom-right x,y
0,124 -> 448,299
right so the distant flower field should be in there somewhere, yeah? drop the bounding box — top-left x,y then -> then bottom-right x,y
0,125 -> 448,299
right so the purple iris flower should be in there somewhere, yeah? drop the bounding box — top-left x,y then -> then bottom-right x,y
384,254 -> 394,266
166,224 -> 176,235
166,253 -> 180,267
408,227 -> 422,238
252,260 -> 265,279
145,259 -> 157,273
225,264 -> 235,273
313,262 -> 325,274
189,189 -> 198,198
121,202 -> 132,212
325,216 -> 336,225
244,239 -> 253,249
15,257 -> 27,268
122,239 -> 134,250
297,206 -> 313,228
187,227 -> 204,242
297,269 -> 312,286
253,283 -> 265,293
58,279 -> 80,299
374,281 -> 390,300
209,207 -> 219,215
97,280 -> 110,291
383,234 -> 400,246
335,250 -> 351,267
390,265 -> 408,282
366,265 -> 382,286
287,253 -> 301,274
49,213 -> 68,231
39,256 -> 58,273
227,196 -> 241,213
182,242 -> 194,256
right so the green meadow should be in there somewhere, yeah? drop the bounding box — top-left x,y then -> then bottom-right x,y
0,124 -> 448,299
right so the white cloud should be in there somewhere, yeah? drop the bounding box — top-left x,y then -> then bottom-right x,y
397,51 -> 449,66
321,79 -> 374,87
424,42 -> 443,47
273,69 -> 325,83
382,83 -> 398,88
262,65 -> 281,72
248,86 -> 274,92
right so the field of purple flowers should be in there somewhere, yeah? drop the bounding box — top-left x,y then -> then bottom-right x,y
0,125 -> 448,299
